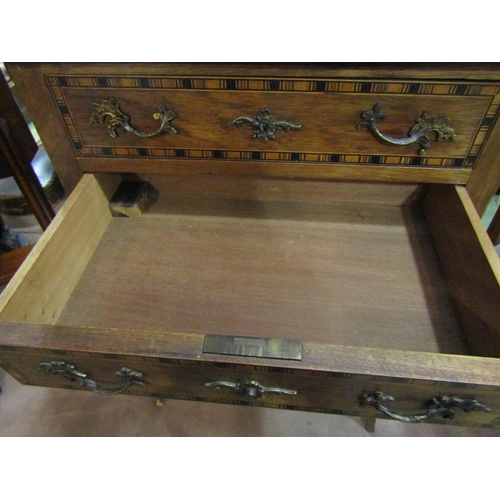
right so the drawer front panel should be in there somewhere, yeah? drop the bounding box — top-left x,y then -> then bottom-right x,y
2,349 -> 499,427
47,75 -> 500,172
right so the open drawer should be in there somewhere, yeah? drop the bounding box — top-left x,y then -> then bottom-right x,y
1,173 -> 500,428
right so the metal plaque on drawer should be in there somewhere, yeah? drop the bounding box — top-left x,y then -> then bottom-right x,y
202,335 -> 302,361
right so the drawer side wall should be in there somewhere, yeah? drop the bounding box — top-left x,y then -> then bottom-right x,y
0,174 -> 118,324
423,185 -> 500,357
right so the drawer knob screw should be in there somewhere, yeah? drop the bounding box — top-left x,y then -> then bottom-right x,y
360,391 -> 490,423
357,103 -> 456,155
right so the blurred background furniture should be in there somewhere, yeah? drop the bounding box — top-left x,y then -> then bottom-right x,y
487,189 -> 500,247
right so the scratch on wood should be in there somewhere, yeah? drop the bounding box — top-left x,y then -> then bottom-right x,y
353,207 -> 365,221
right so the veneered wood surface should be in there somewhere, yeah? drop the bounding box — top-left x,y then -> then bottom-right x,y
66,88 -> 486,157
0,174 -> 118,324
7,63 -> 500,193
423,185 -> 500,357
5,63 -> 83,193
56,195 -> 467,355
1,347 -> 499,426
0,322 -> 498,386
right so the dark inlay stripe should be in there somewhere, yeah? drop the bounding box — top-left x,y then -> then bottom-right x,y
408,83 -> 421,94
97,77 -> 109,87
360,82 -> 372,93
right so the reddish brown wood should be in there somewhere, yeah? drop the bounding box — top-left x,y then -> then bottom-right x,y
0,119 -> 55,230
6,64 -> 83,194
64,88 -> 484,158
0,71 -> 37,172
487,204 -> 500,246
7,63 -> 500,190
0,244 -> 34,284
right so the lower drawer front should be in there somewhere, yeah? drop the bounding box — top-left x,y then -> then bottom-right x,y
2,350 -> 499,428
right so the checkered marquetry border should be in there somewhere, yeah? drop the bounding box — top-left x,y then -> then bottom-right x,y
46,75 -> 500,168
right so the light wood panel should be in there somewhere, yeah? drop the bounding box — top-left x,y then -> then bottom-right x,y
423,185 -> 500,357
56,196 -> 467,354
0,174 -> 118,324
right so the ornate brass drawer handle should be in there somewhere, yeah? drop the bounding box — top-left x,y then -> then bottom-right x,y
357,103 -> 456,155
360,391 -> 490,423
39,361 -> 145,395
204,379 -> 297,399
227,108 -> 302,141
90,98 -> 177,138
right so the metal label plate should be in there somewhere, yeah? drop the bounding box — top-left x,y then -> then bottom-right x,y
202,335 -> 302,361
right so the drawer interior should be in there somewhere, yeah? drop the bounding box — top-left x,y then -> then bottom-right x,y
1,173 -> 499,359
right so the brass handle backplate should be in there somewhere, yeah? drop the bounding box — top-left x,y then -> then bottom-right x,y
39,361 -> 145,395
360,391 -> 490,423
90,98 -> 177,138
227,107 -> 302,141
357,103 -> 456,155
204,379 -> 297,399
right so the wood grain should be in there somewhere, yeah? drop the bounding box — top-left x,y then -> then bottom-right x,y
466,114 -> 500,215
1,346 -> 498,426
65,88 -> 486,158
0,174 -> 118,324
56,195 -> 467,354
423,185 -> 500,357
8,63 -> 498,192
2,62 -> 500,429
0,322 -> 498,386
140,174 -> 423,206
6,63 -> 83,194
80,158 -> 473,184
